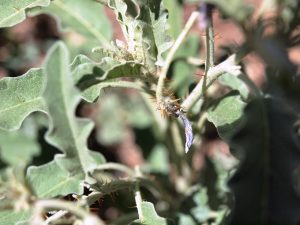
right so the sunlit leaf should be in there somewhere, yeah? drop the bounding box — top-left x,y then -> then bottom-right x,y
0,69 -> 46,131
27,160 -> 83,198
44,41 -> 105,172
218,73 -> 250,100
27,42 -> 105,197
71,54 -> 144,102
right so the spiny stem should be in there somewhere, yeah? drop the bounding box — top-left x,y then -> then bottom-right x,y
95,163 -> 135,177
156,11 -> 200,104
202,7 -> 215,94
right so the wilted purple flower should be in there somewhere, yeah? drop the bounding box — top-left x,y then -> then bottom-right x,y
198,3 -> 213,30
178,113 -> 193,153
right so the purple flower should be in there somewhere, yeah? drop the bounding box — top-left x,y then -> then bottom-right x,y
179,114 -> 193,153
198,3 -> 213,30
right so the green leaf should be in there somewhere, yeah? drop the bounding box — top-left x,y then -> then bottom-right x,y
218,73 -> 250,100
95,91 -> 152,145
140,201 -> 167,225
71,55 -> 144,102
207,91 -> 246,141
27,42 -> 105,197
190,189 -> 210,222
163,0 -> 183,38
27,160 -> 82,198
0,129 -> 40,167
0,68 -> 46,131
145,144 -> 169,174
178,213 -> 197,225
44,41 -> 105,173
31,0 -> 112,48
0,0 -> 50,28
0,210 -> 31,225
108,0 -> 172,71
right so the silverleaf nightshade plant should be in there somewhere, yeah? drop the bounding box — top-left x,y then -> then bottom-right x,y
1,0 -> 300,225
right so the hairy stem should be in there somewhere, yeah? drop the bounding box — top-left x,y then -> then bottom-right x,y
156,11 -> 200,103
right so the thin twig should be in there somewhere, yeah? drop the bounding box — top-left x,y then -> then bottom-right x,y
134,166 -> 143,222
156,11 -> 200,103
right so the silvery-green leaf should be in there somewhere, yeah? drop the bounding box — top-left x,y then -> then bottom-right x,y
27,42 -> 105,198
71,55 -> 144,102
0,0 -> 50,28
43,41 -> 105,174
27,160 -> 83,198
0,68 -> 46,131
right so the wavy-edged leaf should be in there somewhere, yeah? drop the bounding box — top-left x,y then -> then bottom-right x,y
0,0 -> 50,28
31,0 -> 112,48
44,41 -> 105,173
27,160 -> 82,198
71,55 -> 145,102
27,42 -> 105,197
0,68 -> 46,131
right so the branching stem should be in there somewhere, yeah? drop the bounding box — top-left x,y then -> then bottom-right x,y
182,54 -> 241,111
